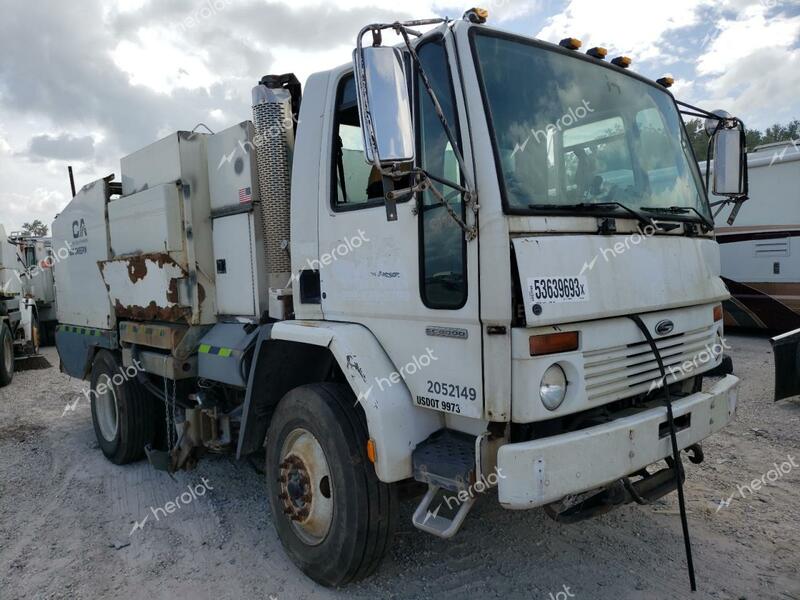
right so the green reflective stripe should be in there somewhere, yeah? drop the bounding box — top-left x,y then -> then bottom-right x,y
58,324 -> 106,337
198,343 -> 236,357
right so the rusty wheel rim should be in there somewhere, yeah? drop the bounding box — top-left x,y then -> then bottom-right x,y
278,428 -> 333,546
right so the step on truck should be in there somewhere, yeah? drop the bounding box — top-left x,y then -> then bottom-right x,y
53,10 -> 757,587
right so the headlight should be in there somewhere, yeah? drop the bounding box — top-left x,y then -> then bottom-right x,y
540,364 -> 567,411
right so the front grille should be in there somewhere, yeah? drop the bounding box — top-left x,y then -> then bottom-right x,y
583,324 -> 718,405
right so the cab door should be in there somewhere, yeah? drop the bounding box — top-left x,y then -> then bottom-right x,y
317,34 -> 484,421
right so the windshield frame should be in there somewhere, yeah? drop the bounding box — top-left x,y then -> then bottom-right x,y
468,26 -> 713,225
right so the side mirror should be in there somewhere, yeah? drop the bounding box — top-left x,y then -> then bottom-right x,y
711,127 -> 746,196
353,45 -> 415,167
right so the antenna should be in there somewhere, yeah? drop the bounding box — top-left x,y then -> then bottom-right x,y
67,165 -> 76,197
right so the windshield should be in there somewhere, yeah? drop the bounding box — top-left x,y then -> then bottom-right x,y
471,31 -> 710,221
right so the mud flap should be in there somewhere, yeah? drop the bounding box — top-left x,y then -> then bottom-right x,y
771,327 -> 800,401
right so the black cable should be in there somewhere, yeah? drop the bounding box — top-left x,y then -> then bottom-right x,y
628,315 -> 697,592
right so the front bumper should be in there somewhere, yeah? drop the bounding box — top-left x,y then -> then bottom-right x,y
497,375 -> 739,509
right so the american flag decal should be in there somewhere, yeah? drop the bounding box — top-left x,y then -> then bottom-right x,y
238,187 -> 252,203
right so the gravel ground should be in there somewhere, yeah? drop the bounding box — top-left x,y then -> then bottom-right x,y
1,334 -> 799,600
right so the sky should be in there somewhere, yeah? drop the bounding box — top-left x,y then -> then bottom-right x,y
0,0 -> 798,232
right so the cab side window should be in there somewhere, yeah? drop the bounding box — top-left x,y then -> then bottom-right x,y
332,75 -> 380,209
417,38 -> 467,309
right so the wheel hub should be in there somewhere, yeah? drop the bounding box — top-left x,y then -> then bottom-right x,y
279,454 -> 313,520
277,428 -> 333,545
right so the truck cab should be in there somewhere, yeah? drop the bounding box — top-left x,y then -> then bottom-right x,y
52,14 -> 746,588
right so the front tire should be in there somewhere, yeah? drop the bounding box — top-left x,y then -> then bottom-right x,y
265,383 -> 398,587
90,350 -> 157,465
0,322 -> 14,386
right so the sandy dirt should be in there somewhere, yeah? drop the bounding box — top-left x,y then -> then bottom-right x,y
1,334 -> 798,600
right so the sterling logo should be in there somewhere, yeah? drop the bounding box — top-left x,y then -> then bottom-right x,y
655,319 -> 674,336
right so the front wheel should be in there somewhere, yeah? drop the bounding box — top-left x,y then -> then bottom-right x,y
265,383 -> 398,587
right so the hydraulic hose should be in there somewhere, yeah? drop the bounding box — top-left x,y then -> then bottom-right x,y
628,315 -> 697,592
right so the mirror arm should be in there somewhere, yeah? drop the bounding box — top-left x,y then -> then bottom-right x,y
677,100 -> 750,226
354,29 -> 382,185
390,168 -> 476,242
394,25 -> 472,190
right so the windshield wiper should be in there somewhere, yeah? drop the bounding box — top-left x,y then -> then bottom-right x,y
529,202 -> 658,230
640,206 -> 713,232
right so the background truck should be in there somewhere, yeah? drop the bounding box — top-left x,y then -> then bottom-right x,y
0,226 -> 46,386
53,12 -> 750,588
7,232 -> 59,344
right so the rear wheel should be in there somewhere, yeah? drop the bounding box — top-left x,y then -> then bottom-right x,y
0,323 -> 14,386
90,350 -> 157,464
265,383 -> 398,587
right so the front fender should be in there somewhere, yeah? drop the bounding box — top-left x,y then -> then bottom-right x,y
270,320 -> 444,482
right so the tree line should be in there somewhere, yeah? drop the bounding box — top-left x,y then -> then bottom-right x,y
684,118 -> 799,162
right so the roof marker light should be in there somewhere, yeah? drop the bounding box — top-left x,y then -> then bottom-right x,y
464,8 -> 489,23
587,47 -> 608,59
657,76 -> 675,88
559,38 -> 582,50
611,56 -> 632,68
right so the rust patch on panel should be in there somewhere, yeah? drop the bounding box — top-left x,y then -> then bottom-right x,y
127,257 -> 148,282
166,278 -> 180,304
114,299 -> 191,322
100,253 -> 193,324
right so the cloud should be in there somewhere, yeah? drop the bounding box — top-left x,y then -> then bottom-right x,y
696,4 -> 800,75
536,0 -> 710,61
0,0 -> 798,232
28,134 -> 95,160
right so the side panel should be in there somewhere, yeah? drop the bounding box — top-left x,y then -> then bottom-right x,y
212,213 -> 259,317
108,184 -> 183,255
55,324 -> 118,379
52,179 -> 116,329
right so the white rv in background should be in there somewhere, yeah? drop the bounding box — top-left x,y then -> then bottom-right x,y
712,140 -> 800,331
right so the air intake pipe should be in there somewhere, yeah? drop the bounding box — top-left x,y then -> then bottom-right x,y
250,73 -> 301,291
